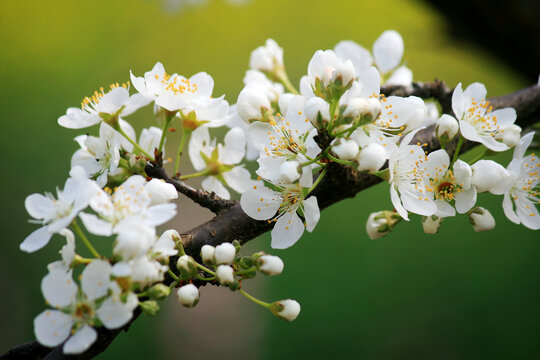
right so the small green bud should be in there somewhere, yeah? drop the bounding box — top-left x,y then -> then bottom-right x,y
140,300 -> 160,316
228,280 -> 240,292
147,284 -> 171,300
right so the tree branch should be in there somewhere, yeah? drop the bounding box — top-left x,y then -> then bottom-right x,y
4,82 -> 539,360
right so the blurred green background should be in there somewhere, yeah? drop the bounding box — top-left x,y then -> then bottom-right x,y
1,0 -> 538,359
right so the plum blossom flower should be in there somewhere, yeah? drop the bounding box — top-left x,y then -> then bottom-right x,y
387,130 -> 437,220
246,96 -> 321,185
249,39 -> 284,73
240,182 -> 320,249
21,167 -> 99,253
188,126 -> 253,199
35,260 -> 137,354
452,82 -> 519,151
130,62 -> 228,128
502,132 -> 540,229
58,83 -> 150,129
79,175 -> 177,239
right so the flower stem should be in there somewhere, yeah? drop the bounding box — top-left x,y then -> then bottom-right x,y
158,114 -> 175,154
238,288 -> 270,308
72,221 -> 101,259
174,128 -> 191,176
275,68 -> 299,95
179,169 -> 210,180
196,262 -> 216,276
301,153 -> 326,167
196,274 -> 216,281
116,126 -> 154,160
327,153 -> 357,167
451,136 -> 464,166
307,167 -> 327,195
167,268 -> 179,282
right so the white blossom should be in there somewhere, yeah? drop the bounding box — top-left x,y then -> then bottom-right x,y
249,39 -> 284,73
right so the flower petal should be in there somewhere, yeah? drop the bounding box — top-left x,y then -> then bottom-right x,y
240,186 -> 281,220
303,196 -> 320,232
373,30 -> 404,73
271,212 -> 304,249
41,269 -> 77,307
63,325 -> 97,354
81,260 -> 111,301
20,227 -> 53,253
34,310 -> 72,347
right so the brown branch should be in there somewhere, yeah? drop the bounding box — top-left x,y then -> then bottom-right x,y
4,82 -> 539,360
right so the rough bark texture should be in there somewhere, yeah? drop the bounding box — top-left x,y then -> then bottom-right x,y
2,82 -> 539,360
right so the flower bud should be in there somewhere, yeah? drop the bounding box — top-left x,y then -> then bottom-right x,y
331,139 -> 359,160
249,39 -> 283,73
471,160 -> 512,194
278,93 -> 295,115
422,215 -> 443,234
279,161 -> 301,183
495,124 -> 522,147
331,59 -> 355,87
257,255 -> 284,276
145,179 -> 178,206
176,284 -> 200,308
236,88 -> 272,123
140,300 -> 160,316
176,255 -> 196,273
147,283 -> 171,300
366,98 -> 382,120
468,207 -> 495,232
366,210 -> 402,239
270,299 -> 301,321
342,97 -> 369,119
214,243 -> 236,265
200,245 -> 215,264
357,143 -> 387,172
216,265 -> 235,285
128,154 -> 147,173
435,114 -> 459,146
304,97 -> 330,128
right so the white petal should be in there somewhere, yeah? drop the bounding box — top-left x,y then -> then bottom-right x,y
145,179 -> 178,205
122,93 -> 152,116
188,126 -> 210,171
390,185 -> 409,221
451,83 -> 465,119
240,187 -> 281,220
516,198 -> 540,230
58,108 -> 100,129
97,292 -> 138,329
303,196 -> 320,232
41,269 -> 77,307
143,203 -> 177,227
385,65 -> 413,86
373,30 -> 404,73
463,82 -> 487,104
455,187 -> 477,214
34,310 -> 72,347
81,260 -> 111,301
219,127 -> 246,164
63,325 -> 97,354
20,227 -> 53,253
502,193 -> 520,224
459,120 -> 482,143
25,194 -> 55,219
271,212 -> 304,249
222,166 -> 253,194
201,176 -> 230,199
334,40 -> 372,74
434,199 -> 456,218
79,213 -> 113,236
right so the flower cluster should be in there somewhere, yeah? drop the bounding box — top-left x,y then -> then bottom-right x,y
20,30 -> 538,355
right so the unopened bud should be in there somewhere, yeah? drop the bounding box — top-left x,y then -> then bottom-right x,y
468,207 -> 495,232
257,255 -> 284,276
145,179 -> 178,206
435,115 -> 459,146
216,265 -> 235,285
471,160 -> 512,194
237,88 -> 272,123
128,154 -> 147,173
140,300 -> 160,316
366,210 -> 402,239
331,139 -> 359,160
214,243 -> 236,265
176,284 -> 200,308
357,143 -> 386,172
422,215 -> 443,234
147,283 -> 171,299
279,161 -> 301,183
176,255 -> 197,274
200,245 -> 215,264
304,97 -> 330,128
270,299 -> 301,321
495,124 -> 522,147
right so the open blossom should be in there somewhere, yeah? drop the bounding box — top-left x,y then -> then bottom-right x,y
58,83 -> 151,129
452,82 -> 519,151
388,130 -> 437,220
335,30 -> 412,86
35,261 -> 137,354
79,175 -> 177,239
130,62 -> 228,128
21,166 -> 99,253
241,182 -> 320,249
502,132 -> 540,229
188,126 -> 253,199
424,150 -> 476,217
247,96 -> 321,185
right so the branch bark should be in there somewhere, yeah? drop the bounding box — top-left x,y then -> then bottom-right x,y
3,81 -> 539,360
